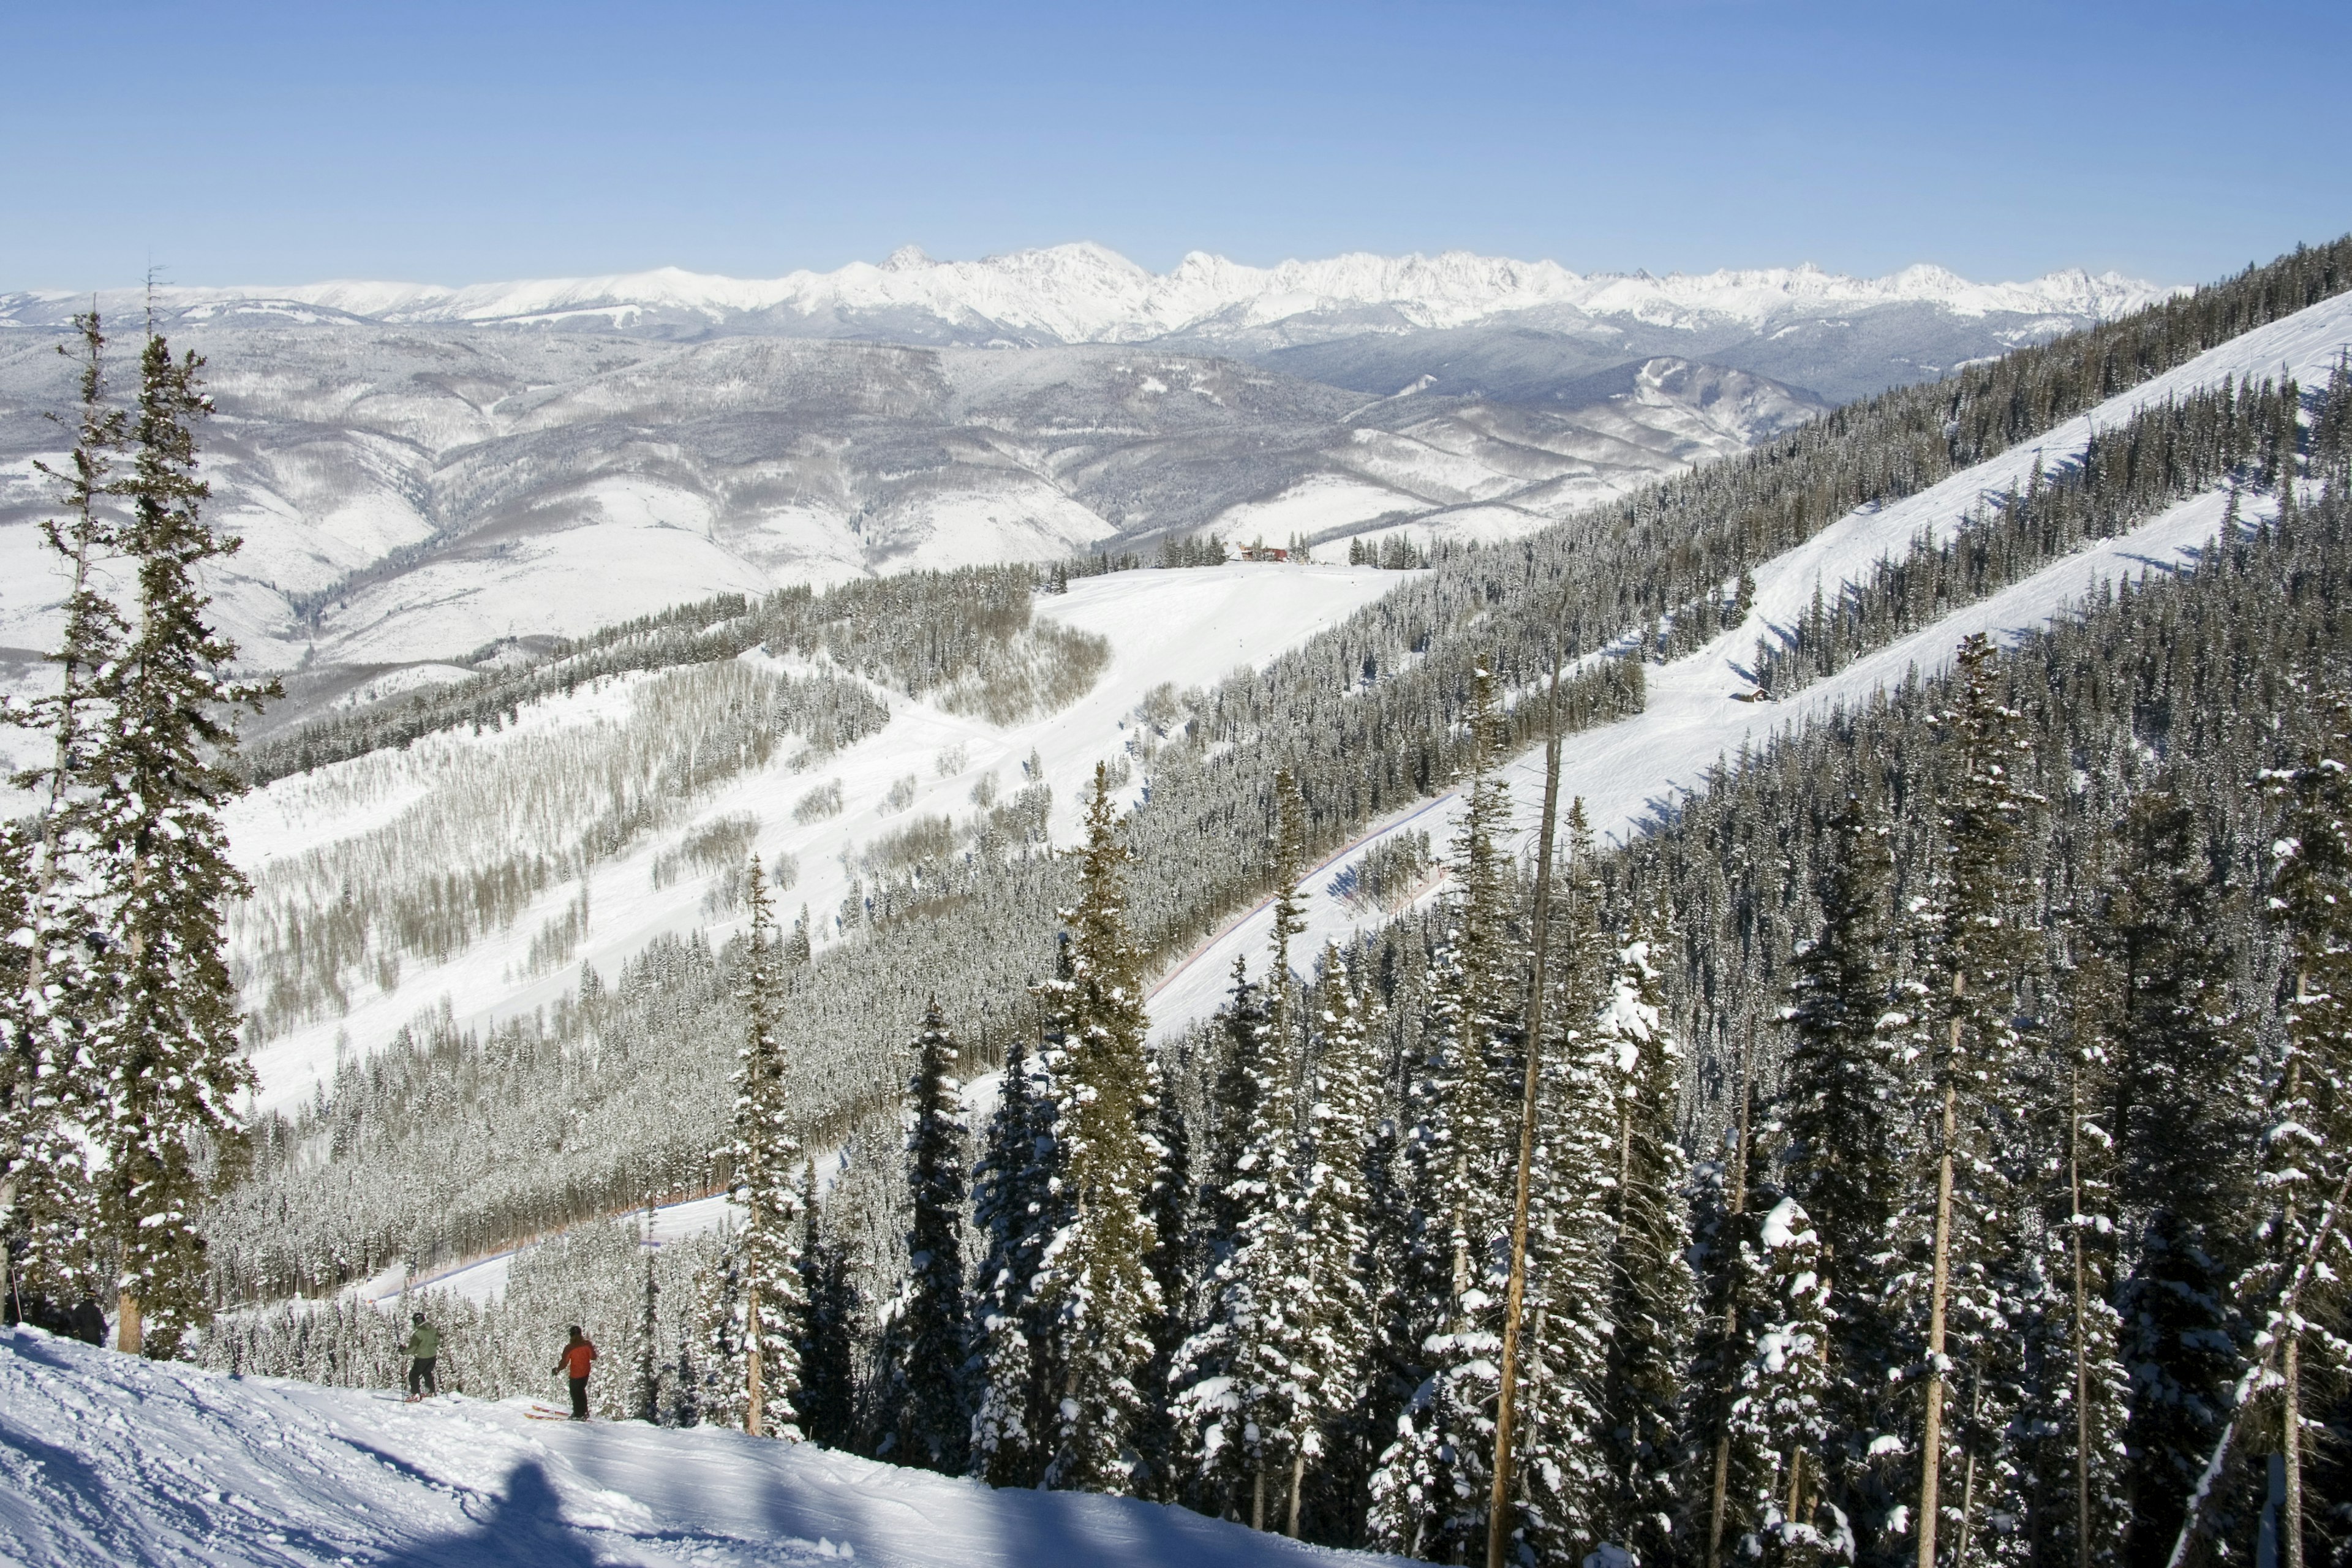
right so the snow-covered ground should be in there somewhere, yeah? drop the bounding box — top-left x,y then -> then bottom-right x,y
1147,290 -> 2352,1033
0,1327 -> 1408,1567
232,563 -> 1407,1113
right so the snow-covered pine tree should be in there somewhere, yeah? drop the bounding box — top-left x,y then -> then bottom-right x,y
1509,796 -> 1616,1565
1137,1025 -> 1199,1501
2075,788 -> 2233,1560
798,1166 -> 859,1448
969,1022 -> 1055,1486
1368,668 -> 1517,1561
1774,788 -> 1907,1529
1174,768 -> 1313,1527
635,1228 -> 663,1425
1292,942 -> 1378,1536
2247,712 -> 2352,1568
699,1224 -> 750,1429
1033,763 -> 1165,1493
3,309 -> 127,1314
90,326 -> 276,1358
1728,1197 -> 1844,1566
883,998 -> 970,1472
1894,635 -> 2044,1568
1596,921 -> 1700,1565
1202,954 -> 1267,1270
724,856 -> 805,1438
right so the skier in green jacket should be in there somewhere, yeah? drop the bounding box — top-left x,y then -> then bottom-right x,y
405,1314 -> 440,1401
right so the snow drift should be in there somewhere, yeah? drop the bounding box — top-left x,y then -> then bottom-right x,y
0,1325 -> 1407,1567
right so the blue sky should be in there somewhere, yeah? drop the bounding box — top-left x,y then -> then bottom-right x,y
4,1 -> 2344,290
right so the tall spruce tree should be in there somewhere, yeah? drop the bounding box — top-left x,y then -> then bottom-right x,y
797,1169 -> 860,1448
1033,763 -> 1164,1493
1174,769 -> 1313,1527
1728,1197 -> 1842,1566
2246,713 -> 2352,1568
723,856 -> 805,1438
1368,668 -> 1517,1561
969,1015 -> 1057,1485
1596,922 -> 1700,1564
1775,786 -> 1907,1536
1512,796 -> 1617,1565
1291,943 -> 1378,1537
2087,788 -> 2247,1562
884,1000 -> 970,1471
91,327 -> 274,1357
1895,635 -> 2043,1567
4,309 -> 127,1314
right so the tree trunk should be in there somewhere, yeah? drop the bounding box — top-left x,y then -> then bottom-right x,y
745,1276 -> 764,1436
1253,1464 -> 1265,1532
117,1292 -> 141,1356
1289,1449 -> 1305,1538
1918,972 -> 1964,1568
1485,683 -> 1562,1568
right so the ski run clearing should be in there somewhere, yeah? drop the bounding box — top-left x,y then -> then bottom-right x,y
0,1326 -> 1410,1568
1150,290 -> 2352,1027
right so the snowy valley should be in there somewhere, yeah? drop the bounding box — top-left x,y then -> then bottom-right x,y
0,244 -> 2157,730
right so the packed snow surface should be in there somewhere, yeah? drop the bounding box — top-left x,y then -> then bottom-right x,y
0,1327 -> 1408,1567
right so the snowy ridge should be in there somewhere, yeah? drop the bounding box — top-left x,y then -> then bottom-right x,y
0,1327 -> 1409,1567
1145,288 -> 2352,1036
3,243 -> 2171,342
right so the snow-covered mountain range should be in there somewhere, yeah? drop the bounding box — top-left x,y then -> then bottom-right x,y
1,243 -> 2169,349
0,245 -> 2168,731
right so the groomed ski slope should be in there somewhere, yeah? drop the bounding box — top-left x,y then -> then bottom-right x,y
0,1327 -> 1409,1568
1147,289 -> 2352,1032
233,562 -> 1407,1114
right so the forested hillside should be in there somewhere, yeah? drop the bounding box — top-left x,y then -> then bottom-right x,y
11,239 -> 2352,1567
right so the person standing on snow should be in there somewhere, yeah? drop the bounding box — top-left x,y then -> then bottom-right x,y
405,1313 -> 439,1401
552,1325 -> 597,1419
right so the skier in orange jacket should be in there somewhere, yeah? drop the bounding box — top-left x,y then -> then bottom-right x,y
552,1325 -> 597,1420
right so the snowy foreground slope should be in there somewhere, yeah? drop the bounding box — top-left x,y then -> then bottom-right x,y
0,1328 -> 1406,1568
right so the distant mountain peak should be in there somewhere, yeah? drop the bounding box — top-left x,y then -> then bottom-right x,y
1,244 -> 2177,347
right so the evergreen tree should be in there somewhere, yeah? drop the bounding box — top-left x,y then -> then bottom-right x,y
3,308 -> 126,1313
797,1169 -> 859,1448
635,1234 -> 663,1425
91,327 -> 276,1357
885,1000 -> 970,1472
1730,1197 -> 1844,1565
1174,769 -> 1313,1527
1368,669 -> 1517,1561
723,856 -> 805,1438
1033,763 -> 1165,1493
1292,944 -> 1378,1535
1893,635 -> 2044,1567
1774,787 -> 1907,1532
1510,797 -> 1617,1565
968,1024 -> 1055,1485
2246,714 -> 2352,1568
1202,956 -> 1268,1263
2085,789 -> 2246,1562
1597,923 -> 1700,1564
1137,1026 -> 1199,1501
